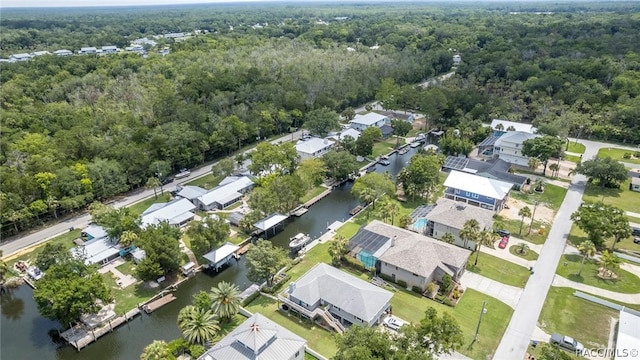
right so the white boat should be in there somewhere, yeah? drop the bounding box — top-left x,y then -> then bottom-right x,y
410,142 -> 422,148
398,147 -> 410,155
27,266 -> 44,281
289,233 -> 312,250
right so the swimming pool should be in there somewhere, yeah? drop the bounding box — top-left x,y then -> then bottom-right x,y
412,218 -> 428,232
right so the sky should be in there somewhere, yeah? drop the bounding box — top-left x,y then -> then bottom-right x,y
1,0 -> 269,8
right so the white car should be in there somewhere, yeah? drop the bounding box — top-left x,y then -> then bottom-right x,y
175,168 -> 191,179
383,317 -> 403,331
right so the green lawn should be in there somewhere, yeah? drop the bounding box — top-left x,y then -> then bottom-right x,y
582,180 -> 640,213
597,148 -> 640,165
287,243 -> 332,282
6,228 -> 82,268
245,295 -> 338,358
556,254 -> 640,294
566,142 -> 586,154
372,139 -> 400,158
568,223 -> 640,253
301,186 -> 327,203
563,154 -> 582,163
116,260 -> 136,276
494,216 -> 548,245
539,287 -> 619,348
185,174 -> 223,189
129,193 -> 171,217
509,244 -> 539,261
102,273 -> 158,314
466,252 -> 530,288
510,184 -> 568,211
628,215 -> 640,224
390,288 -> 513,360
335,221 -> 362,239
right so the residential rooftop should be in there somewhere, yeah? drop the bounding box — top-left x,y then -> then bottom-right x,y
490,119 -> 536,134
444,170 -> 513,200
426,198 -> 495,231
350,112 -> 389,126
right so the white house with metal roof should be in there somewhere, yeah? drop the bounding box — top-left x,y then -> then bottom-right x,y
72,224 -> 122,266
140,198 -> 196,229
79,47 -> 98,54
329,128 -> 361,142
443,170 -> 512,212
175,185 -> 207,202
349,113 -> 390,131
494,131 -> 540,166
362,221 -> 471,290
283,263 -> 393,328
490,119 -> 536,134
295,137 -> 335,160
194,176 -> 254,211
9,53 -> 32,62
198,313 -> 306,360
54,49 -> 73,56
615,308 -> 640,360
101,46 -> 119,54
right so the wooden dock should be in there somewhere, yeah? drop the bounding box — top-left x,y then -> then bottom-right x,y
303,188 -> 332,208
292,206 -> 309,217
143,294 -> 176,314
63,307 -> 141,351
236,244 -> 250,255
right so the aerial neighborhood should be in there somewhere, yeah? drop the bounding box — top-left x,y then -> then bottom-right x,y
1,3 -> 640,360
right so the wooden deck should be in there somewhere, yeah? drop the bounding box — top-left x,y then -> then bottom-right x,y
303,188 -> 331,208
236,244 -> 250,255
292,207 -> 309,217
63,308 -> 141,351
143,294 -> 176,314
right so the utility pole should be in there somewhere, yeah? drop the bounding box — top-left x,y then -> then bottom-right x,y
474,300 -> 487,342
528,201 -> 539,234
156,163 -> 164,195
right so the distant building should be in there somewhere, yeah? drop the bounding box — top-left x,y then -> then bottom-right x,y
140,198 -> 196,229
194,176 -> 254,211
349,113 -> 390,131
79,47 -> 98,55
453,54 -> 462,65
30,51 -> 51,57
9,53 -> 31,62
54,49 -> 73,56
443,170 -> 512,212
101,46 -> 119,54
295,137 -> 335,160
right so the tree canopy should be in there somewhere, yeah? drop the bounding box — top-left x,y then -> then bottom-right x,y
245,239 -> 289,286
521,136 -> 564,176
574,156 -> 628,188
397,155 -> 441,200
570,202 -> 628,248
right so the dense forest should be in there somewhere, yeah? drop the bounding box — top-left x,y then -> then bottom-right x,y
1,2 -> 640,238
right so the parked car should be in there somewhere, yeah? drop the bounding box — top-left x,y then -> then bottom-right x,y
498,236 -> 509,249
161,176 -> 174,185
175,169 -> 191,179
634,237 -> 640,244
496,229 -> 511,238
383,317 -> 404,331
550,333 -> 584,353
632,227 -> 640,236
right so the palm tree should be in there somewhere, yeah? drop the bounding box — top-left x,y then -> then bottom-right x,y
145,177 -> 162,199
528,157 -> 541,173
577,240 -> 596,276
328,235 -> 349,267
548,163 -> 560,178
459,219 -> 480,249
140,340 -> 172,360
518,206 -> 532,235
177,305 -> 219,345
610,217 -> 632,251
600,250 -> 621,278
474,230 -> 496,266
384,199 -> 400,225
119,230 -> 138,248
516,242 -> 529,255
210,282 -> 241,322
494,123 -> 504,131
533,178 -> 545,192
441,232 -> 455,244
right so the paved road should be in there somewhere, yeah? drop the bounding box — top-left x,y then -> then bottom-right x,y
492,140 -> 605,360
0,131 -> 303,259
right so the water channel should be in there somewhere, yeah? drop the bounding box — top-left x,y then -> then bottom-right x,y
1,146 -> 419,360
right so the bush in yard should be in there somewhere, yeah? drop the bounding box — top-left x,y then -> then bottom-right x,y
623,152 -> 632,159
396,279 -> 407,288
241,291 -> 260,306
412,285 -> 423,294
342,255 -> 367,272
379,273 -> 394,283
443,298 -> 454,307
440,275 -> 453,294
189,344 -> 205,358
167,338 -> 189,357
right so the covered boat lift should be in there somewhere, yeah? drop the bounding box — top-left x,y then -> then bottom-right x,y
202,242 -> 240,272
253,213 -> 289,237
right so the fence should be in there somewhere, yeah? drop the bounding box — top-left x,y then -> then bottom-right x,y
573,291 -> 640,317
614,252 -> 640,265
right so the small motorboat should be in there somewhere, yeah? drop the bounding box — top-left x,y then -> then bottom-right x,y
410,142 -> 421,148
289,233 -> 312,250
398,147 -> 410,155
378,159 -> 390,166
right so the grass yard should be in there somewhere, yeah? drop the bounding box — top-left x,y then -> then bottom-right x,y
390,288 -> 513,360
563,154 -> 581,163
6,228 -> 82,267
287,242 -> 332,282
129,193 -> 171,217
628,215 -> 640,224
466,252 -> 530,287
556,254 -> 640,294
301,186 -> 327,203
566,142 -> 586,154
509,244 -> 539,261
244,295 -> 338,358
116,260 -> 136,276
335,221 -> 362,239
597,148 -> 640,165
185,174 -> 223,189
102,273 -> 158,314
372,139 -> 400,158
538,287 -> 619,348
582,180 -> 640,213
494,216 -> 548,245
567,223 -> 640,253
510,184 -> 568,211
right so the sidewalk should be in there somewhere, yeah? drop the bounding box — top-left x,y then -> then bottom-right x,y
460,272 -> 523,309
626,211 -> 640,218
551,275 -> 640,304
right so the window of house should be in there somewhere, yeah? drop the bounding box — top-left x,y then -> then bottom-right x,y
295,351 -> 300,357
471,193 -> 479,199
412,273 -> 419,277
465,191 -> 471,197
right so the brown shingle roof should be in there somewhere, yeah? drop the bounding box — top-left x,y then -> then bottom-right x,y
426,198 -> 495,230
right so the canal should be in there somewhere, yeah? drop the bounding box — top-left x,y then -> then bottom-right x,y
1,146 -> 419,360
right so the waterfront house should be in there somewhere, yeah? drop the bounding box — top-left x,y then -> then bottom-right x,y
72,224 -> 121,266
198,313 -> 306,360
443,170 -> 512,212
354,221 -> 471,290
349,113 -> 390,131
283,263 -> 392,328
329,128 -> 361,142
140,198 -> 196,229
295,137 -> 335,160
376,110 -> 416,124
442,155 -> 528,189
494,131 -> 540,166
379,124 -> 394,139
79,47 -> 98,55
9,53 -> 31,62
194,176 -> 254,211
424,198 -> 495,250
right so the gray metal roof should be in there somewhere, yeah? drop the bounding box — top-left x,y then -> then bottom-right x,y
366,221 -> 471,279
426,198 -> 495,231
199,313 -> 306,360
176,185 -> 207,200
442,156 -> 528,186
289,263 -> 393,323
